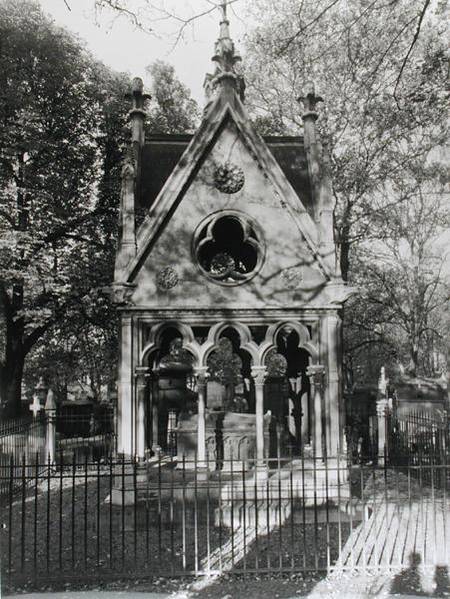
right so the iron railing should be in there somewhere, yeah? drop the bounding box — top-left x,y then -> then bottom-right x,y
0,416 -> 46,496
1,451 -> 448,592
55,410 -> 115,462
388,411 -> 449,467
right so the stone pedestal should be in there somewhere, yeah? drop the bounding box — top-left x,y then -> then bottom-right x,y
110,462 -> 147,506
175,409 -> 273,472
176,410 -> 220,469
221,412 -> 272,471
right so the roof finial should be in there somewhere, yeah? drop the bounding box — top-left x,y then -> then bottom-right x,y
203,0 -> 245,103
219,0 -> 227,21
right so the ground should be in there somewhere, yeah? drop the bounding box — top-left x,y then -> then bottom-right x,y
2,463 -> 449,598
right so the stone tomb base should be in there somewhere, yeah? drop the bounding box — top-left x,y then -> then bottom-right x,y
109,455 -> 352,523
175,410 -> 272,469
217,457 -> 353,527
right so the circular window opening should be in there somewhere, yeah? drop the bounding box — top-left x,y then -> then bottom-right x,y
193,212 -> 265,286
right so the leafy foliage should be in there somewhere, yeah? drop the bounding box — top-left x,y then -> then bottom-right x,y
145,60 -> 199,134
242,0 -> 449,380
0,0 -> 129,414
0,1 -> 202,415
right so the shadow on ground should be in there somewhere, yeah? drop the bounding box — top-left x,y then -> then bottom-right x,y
390,552 -> 450,598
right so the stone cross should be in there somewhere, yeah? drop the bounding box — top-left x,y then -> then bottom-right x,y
298,81 -> 323,115
219,1 -> 227,21
29,394 -> 42,418
378,366 -> 387,397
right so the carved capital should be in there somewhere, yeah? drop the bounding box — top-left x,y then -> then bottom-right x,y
306,364 -> 326,387
134,366 -> 151,387
111,282 -> 136,306
193,366 -> 209,387
251,366 -> 267,387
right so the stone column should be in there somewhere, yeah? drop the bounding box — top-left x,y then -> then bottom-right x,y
300,391 -> 310,445
321,313 -> 343,456
306,365 -> 326,458
134,366 -> 150,461
298,82 -> 323,210
117,315 -> 133,457
251,366 -> 267,471
45,389 -> 56,465
193,367 -> 209,469
150,371 -> 161,455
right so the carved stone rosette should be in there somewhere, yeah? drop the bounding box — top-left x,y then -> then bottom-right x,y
156,266 -> 179,290
214,161 -> 245,194
281,266 -> 303,289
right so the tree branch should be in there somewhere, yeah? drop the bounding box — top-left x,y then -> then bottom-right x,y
278,0 -> 342,55
393,0 -> 432,105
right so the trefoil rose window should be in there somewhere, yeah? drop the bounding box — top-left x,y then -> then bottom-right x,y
194,211 -> 264,285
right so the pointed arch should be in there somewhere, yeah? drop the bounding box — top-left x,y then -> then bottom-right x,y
259,320 -> 318,365
140,321 -> 201,366
199,320 -> 260,367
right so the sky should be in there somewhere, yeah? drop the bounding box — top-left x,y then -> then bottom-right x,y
38,0 -> 248,104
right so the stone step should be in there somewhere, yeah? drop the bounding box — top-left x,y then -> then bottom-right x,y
220,477 -> 351,503
215,499 -> 292,528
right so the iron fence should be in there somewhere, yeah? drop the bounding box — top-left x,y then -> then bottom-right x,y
1,451 -> 448,592
0,416 -> 46,496
55,409 -> 115,462
388,411 -> 449,467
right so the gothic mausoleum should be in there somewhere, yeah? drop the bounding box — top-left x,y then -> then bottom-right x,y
112,9 -> 353,476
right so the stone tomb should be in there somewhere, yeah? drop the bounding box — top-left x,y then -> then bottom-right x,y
176,409 -> 273,470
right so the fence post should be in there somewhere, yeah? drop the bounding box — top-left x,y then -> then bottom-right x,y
45,389 -> 56,466
376,398 -> 390,466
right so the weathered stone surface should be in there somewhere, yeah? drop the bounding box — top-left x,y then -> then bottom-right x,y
131,122 -> 333,308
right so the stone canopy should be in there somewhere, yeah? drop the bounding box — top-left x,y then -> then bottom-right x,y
113,7 -> 355,466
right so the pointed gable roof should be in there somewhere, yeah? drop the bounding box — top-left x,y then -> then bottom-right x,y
138,134 -> 312,216
124,90 -> 328,283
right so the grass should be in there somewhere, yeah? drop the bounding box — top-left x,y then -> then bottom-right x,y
0,463 -> 353,595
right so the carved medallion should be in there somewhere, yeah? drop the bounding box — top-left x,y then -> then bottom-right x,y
281,267 -> 303,289
214,161 -> 245,194
156,266 -> 179,290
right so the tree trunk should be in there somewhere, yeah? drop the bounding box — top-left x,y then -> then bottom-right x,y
0,154 -> 31,418
0,348 -> 25,419
339,228 -> 351,282
408,344 -> 419,377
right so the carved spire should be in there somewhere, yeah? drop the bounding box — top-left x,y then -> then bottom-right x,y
204,1 -> 245,103
125,77 -> 151,159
